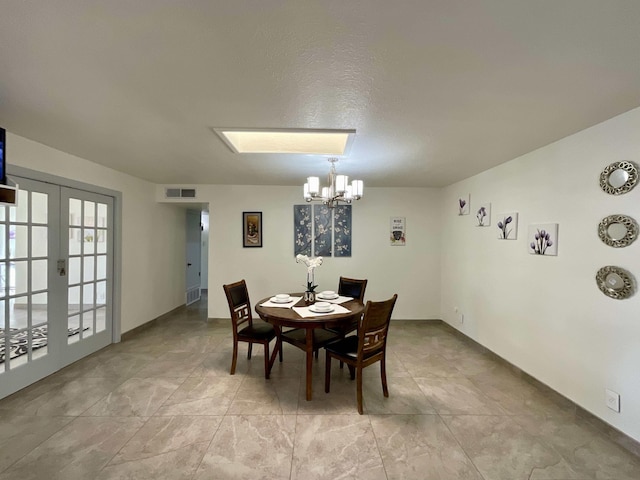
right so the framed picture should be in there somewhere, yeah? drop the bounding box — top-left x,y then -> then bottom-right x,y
458,194 -> 470,215
528,223 -> 558,256
390,216 -> 406,245
475,202 -> 491,227
243,212 -> 262,247
497,212 -> 518,240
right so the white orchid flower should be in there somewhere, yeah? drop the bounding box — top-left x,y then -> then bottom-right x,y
296,254 -> 323,273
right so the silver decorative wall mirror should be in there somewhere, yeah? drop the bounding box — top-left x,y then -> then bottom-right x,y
599,161 -> 638,195
596,266 -> 635,299
598,214 -> 638,248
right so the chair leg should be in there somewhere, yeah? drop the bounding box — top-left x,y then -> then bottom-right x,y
347,364 -> 355,380
230,340 -> 238,375
263,342 -> 270,380
325,353 -> 331,393
381,355 -> 389,397
339,361 -> 344,369
315,349 -> 319,359
356,365 -> 364,414
278,337 -> 283,362
247,343 -> 252,359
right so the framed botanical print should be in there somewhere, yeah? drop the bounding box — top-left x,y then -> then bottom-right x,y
243,212 -> 262,247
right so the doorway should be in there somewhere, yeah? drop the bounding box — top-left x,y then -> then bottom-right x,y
0,176 -> 115,399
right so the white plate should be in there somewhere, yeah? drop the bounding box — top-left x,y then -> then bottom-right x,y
317,294 -> 339,300
270,297 -> 293,304
309,305 -> 335,313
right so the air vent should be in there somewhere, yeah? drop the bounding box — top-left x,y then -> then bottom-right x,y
165,187 -> 197,199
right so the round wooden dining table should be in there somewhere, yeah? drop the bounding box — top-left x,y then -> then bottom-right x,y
255,293 -> 365,401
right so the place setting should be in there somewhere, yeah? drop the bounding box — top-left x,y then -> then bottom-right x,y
314,290 -> 353,304
259,293 -> 301,308
293,300 -> 351,318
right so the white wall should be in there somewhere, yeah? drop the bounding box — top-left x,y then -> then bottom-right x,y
7,133 -> 186,334
204,185 -> 441,320
440,107 -> 640,442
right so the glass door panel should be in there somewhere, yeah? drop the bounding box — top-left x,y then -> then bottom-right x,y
61,188 -> 113,359
0,178 -> 59,394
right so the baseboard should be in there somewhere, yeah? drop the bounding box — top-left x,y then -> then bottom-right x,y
121,303 -> 186,341
435,319 -> 640,458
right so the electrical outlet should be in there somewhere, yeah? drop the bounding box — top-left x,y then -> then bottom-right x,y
606,389 -> 620,412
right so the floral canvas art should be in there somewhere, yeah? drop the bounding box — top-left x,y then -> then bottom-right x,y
313,204 -> 333,256
458,195 -> 470,215
333,205 -> 352,257
528,223 -> 558,256
294,204 -> 352,257
497,212 -> 518,240
294,205 -> 312,255
475,203 -> 491,227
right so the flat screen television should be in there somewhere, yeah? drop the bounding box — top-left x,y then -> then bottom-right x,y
0,127 -> 17,205
0,127 -> 5,185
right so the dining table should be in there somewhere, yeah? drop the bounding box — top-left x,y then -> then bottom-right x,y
255,292 -> 365,401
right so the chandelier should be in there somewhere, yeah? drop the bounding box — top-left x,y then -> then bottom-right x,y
303,158 -> 364,208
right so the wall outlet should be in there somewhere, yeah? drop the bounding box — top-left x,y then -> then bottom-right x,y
606,389 -> 620,412
454,307 -> 464,324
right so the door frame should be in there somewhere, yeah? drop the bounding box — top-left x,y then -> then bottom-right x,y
8,165 -> 123,343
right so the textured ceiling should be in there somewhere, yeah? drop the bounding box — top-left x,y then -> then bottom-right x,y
1,1 -> 639,187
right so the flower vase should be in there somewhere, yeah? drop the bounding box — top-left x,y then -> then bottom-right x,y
304,291 -> 315,305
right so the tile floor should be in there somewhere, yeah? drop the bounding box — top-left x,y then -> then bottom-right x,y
1,298 -> 639,479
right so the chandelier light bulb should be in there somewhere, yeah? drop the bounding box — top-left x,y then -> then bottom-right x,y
307,176 -> 320,195
335,174 -> 348,194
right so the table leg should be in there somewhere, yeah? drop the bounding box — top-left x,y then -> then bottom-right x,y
305,327 -> 314,401
267,326 -> 281,377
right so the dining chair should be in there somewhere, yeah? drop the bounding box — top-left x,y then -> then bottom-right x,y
324,294 -> 398,414
223,279 -> 282,379
338,276 -> 368,302
325,276 -> 368,338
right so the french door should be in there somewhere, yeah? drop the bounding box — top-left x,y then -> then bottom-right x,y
0,178 -> 114,399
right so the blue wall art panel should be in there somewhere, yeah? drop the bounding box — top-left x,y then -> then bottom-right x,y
333,205 -> 352,257
293,204 -> 312,256
313,204 -> 333,256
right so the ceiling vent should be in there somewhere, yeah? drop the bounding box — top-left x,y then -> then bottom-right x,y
165,188 -> 197,199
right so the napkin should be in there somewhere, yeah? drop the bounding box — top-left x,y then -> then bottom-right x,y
259,296 -> 302,308
314,295 -> 353,304
292,304 -> 351,318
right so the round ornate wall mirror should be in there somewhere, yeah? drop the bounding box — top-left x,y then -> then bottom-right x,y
599,161 -> 638,195
598,214 -> 638,248
596,266 -> 635,299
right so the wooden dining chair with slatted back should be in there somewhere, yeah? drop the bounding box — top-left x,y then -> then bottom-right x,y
223,279 -> 282,379
324,294 -> 398,414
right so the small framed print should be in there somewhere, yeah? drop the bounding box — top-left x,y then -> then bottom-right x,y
243,212 -> 262,248
390,216 -> 406,246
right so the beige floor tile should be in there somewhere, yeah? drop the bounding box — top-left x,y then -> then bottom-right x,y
441,414 -> 581,480
371,414 -> 482,479
0,415 -> 73,473
363,377 -> 436,414
83,377 -> 185,417
194,415 -> 295,480
0,416 -> 145,480
155,375 -> 243,416
291,414 -> 386,480
414,376 -> 506,415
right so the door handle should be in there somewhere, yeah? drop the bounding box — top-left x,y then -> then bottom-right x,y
57,259 -> 66,276
187,263 -> 192,267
